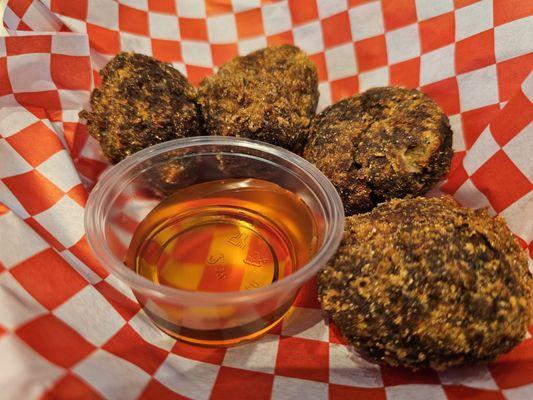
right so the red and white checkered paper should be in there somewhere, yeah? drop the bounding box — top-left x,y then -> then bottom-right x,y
0,0 -> 532,399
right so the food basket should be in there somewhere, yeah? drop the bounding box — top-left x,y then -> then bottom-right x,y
0,1 -> 531,399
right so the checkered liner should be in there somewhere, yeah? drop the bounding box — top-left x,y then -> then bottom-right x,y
0,0 -> 531,399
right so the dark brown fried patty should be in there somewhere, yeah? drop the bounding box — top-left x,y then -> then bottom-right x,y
80,52 -> 202,163
318,196 -> 532,370
197,45 -> 319,154
304,87 -> 453,215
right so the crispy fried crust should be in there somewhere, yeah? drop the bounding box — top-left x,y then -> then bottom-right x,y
318,196 -> 532,370
304,87 -> 453,215
80,52 -> 202,163
143,154 -> 199,198
197,45 -> 319,154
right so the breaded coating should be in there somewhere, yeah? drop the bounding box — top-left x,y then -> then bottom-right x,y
80,52 -> 202,163
197,45 -> 319,154
304,87 -> 453,215
318,196 -> 532,370
143,154 -> 199,198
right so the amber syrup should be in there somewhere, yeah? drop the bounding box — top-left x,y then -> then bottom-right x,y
126,178 -> 319,345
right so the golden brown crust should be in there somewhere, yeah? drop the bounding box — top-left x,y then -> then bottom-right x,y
304,87 -> 453,215
143,155 -> 200,198
197,45 -> 319,154
80,52 -> 202,163
318,196 -> 532,370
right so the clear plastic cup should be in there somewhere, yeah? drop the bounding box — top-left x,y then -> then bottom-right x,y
85,136 -> 344,346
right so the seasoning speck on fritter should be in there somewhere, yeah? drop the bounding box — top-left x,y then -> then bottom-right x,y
80,52 -> 202,163
198,45 -> 319,154
304,87 -> 453,215
318,196 -> 532,371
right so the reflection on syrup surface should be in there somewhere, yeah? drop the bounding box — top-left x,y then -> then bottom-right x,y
125,178 -> 319,345
126,178 -> 318,293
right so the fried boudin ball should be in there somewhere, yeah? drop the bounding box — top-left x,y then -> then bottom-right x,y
318,196 -> 532,370
304,87 -> 453,215
80,52 -> 202,163
197,45 -> 319,154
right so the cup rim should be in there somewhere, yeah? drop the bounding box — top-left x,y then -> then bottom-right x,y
85,136 -> 345,305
